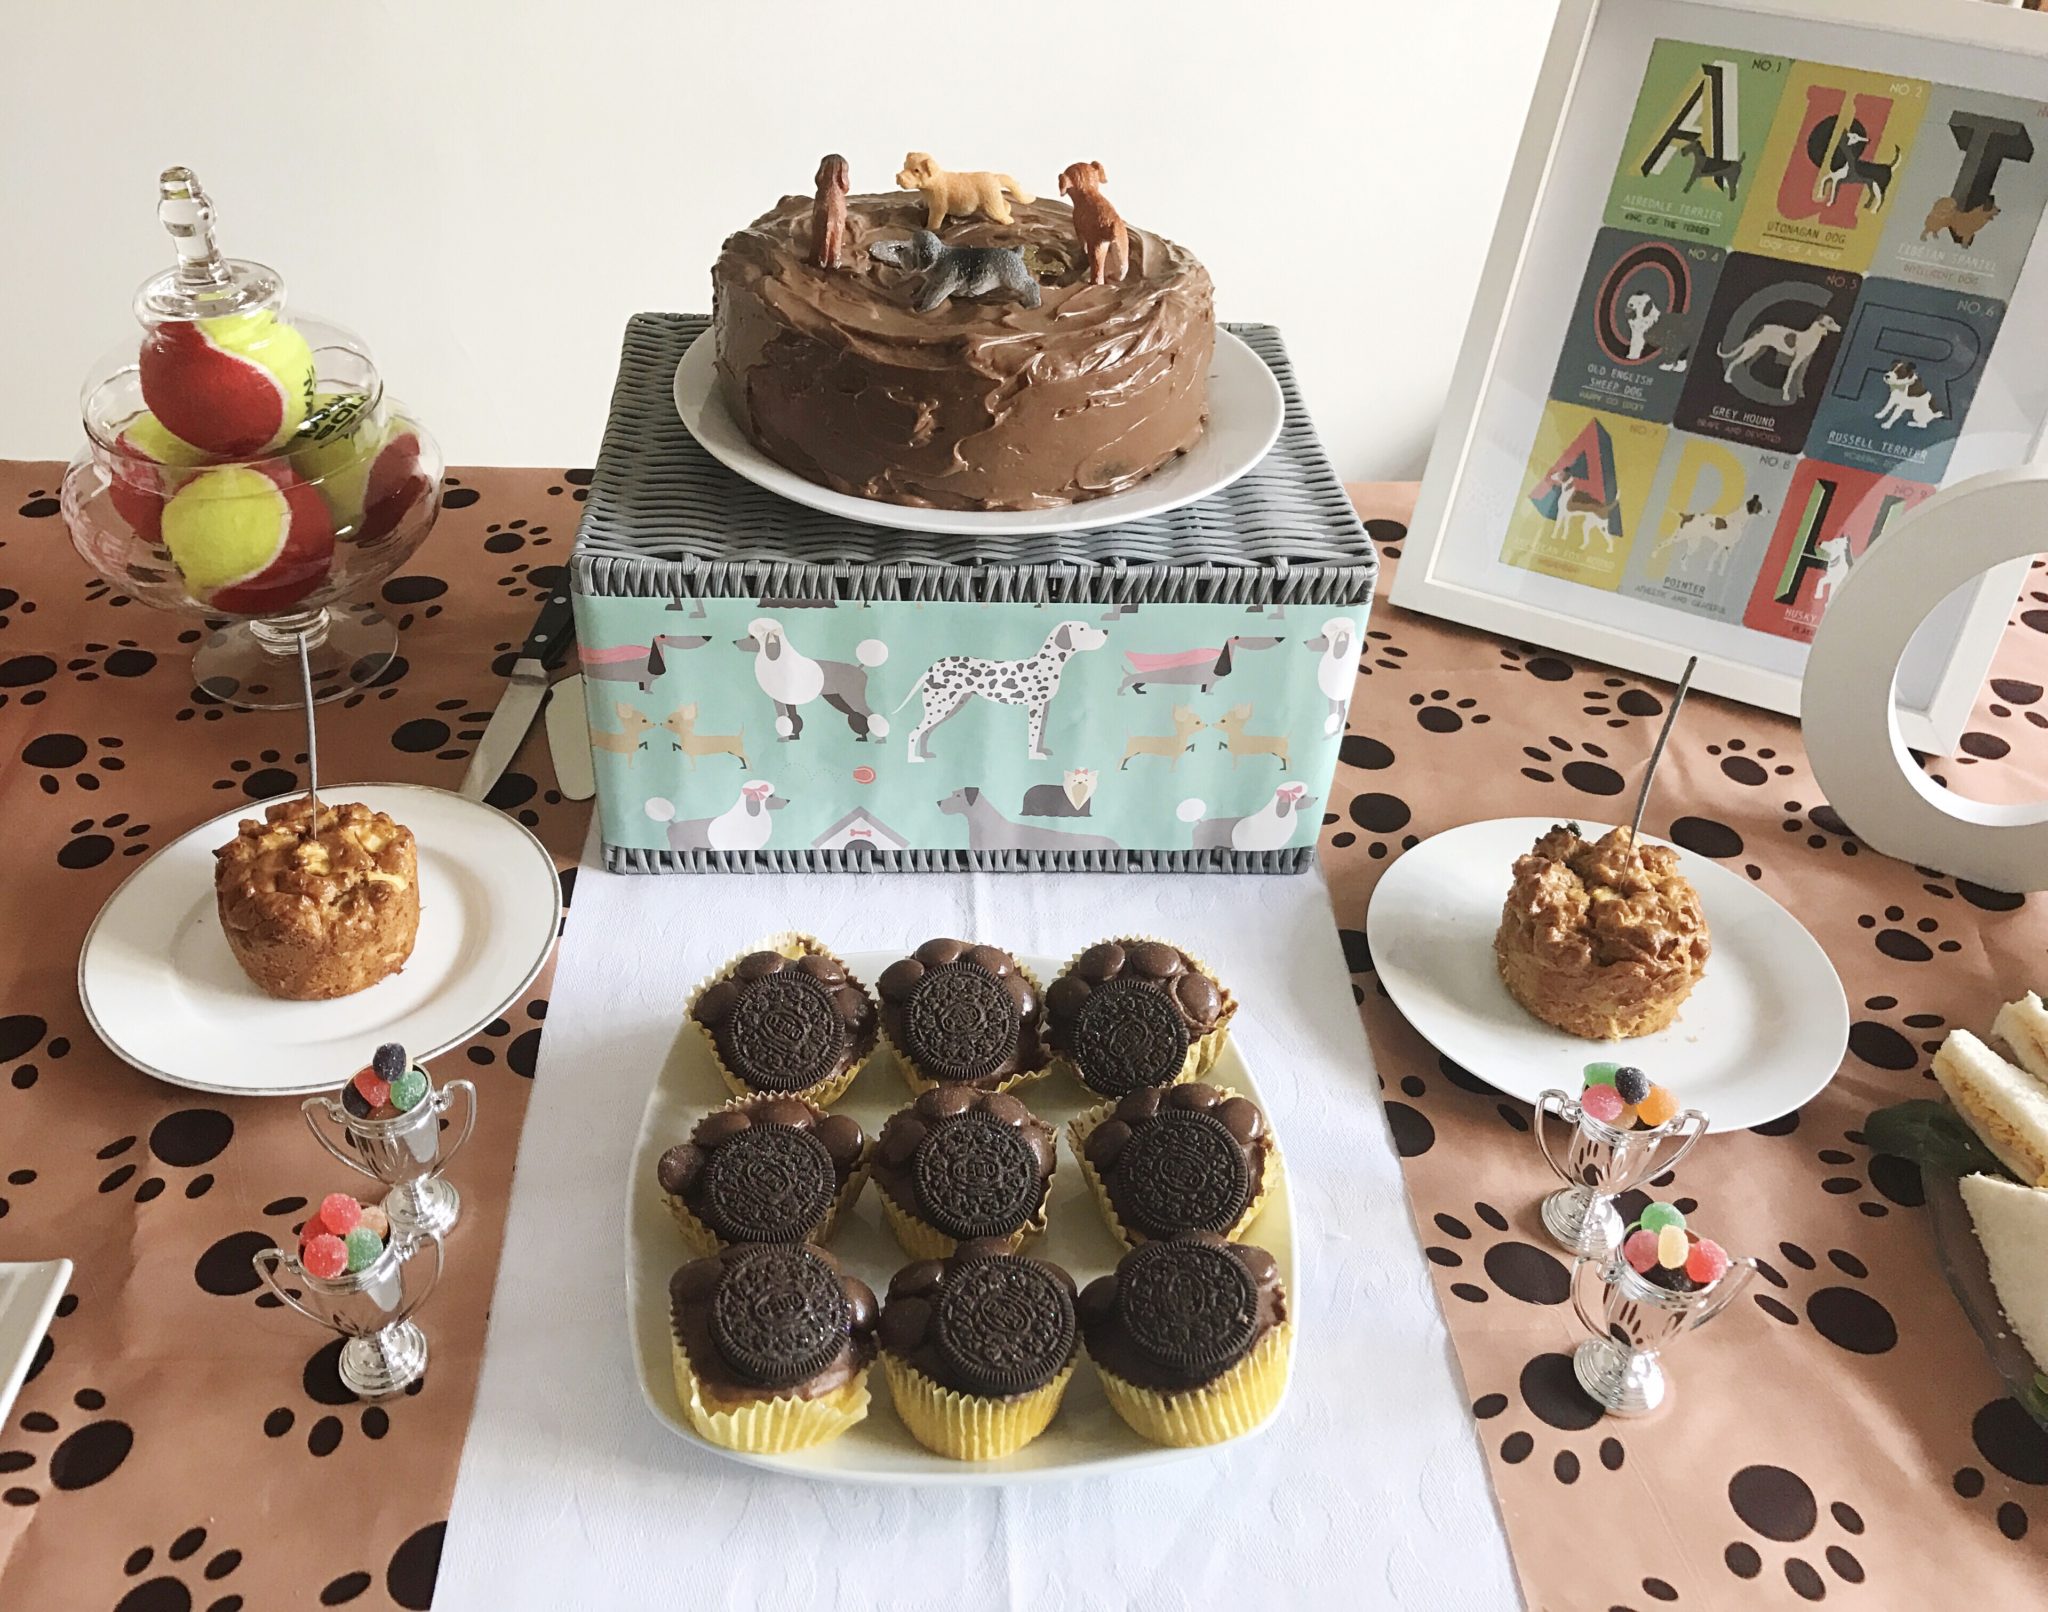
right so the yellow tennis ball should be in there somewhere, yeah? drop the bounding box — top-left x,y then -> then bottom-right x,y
140,309 -> 317,457
161,463 -> 335,615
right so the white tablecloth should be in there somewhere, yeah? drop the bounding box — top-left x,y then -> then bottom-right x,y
437,835 -> 1519,1610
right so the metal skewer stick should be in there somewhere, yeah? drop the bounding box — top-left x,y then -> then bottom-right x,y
297,629 -> 321,827
1627,655 -> 1697,852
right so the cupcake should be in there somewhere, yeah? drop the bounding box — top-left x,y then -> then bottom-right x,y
669,1242 -> 878,1452
870,1084 -> 1056,1260
1080,1232 -> 1292,1447
878,1242 -> 1080,1461
690,937 -> 877,1107
1046,938 -> 1233,1094
876,939 -> 1048,1094
1070,1083 -> 1277,1248
654,1095 -> 868,1256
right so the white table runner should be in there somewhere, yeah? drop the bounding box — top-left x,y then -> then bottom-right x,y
437,835 -> 1518,1610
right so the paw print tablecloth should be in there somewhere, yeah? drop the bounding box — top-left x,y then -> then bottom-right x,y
0,460 -> 593,1610
1326,485 -> 2048,1609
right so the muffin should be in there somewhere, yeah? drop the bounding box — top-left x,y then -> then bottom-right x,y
1070,1083 -> 1277,1248
870,1084 -> 1056,1260
876,939 -> 1048,1094
689,936 -> 877,1107
1047,938 -> 1234,1093
214,797 -> 418,1000
1494,824 -> 1709,1040
879,1242 -> 1080,1461
655,1095 -> 868,1256
669,1242 -> 878,1452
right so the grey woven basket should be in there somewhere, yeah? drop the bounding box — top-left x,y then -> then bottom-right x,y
573,312 -> 1375,873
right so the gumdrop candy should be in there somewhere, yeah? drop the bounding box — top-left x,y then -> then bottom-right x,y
1656,1225 -> 1690,1269
319,1193 -> 362,1235
1638,1201 -> 1686,1234
1615,1104 -> 1640,1130
1613,1065 -> 1651,1106
1636,1084 -> 1680,1128
1580,1084 -> 1626,1124
343,1225 -> 384,1273
388,1067 -> 429,1113
342,1081 -> 375,1120
1623,1229 -> 1660,1273
301,1233 -> 348,1280
358,1203 -> 391,1240
1686,1238 -> 1731,1285
373,1042 -> 408,1083
351,1067 -> 391,1111
1582,1062 -> 1620,1088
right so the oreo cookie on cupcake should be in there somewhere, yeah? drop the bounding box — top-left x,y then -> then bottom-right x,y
1070,1083 -> 1277,1249
870,1084 -> 1056,1260
876,939 -> 1048,1095
689,934 -> 877,1107
1046,939 -> 1234,1096
655,1095 -> 869,1257
1079,1231 -> 1292,1447
879,1242 -> 1080,1461
669,1242 -> 879,1452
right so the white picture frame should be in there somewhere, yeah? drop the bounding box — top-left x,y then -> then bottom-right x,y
1397,0 -> 2048,753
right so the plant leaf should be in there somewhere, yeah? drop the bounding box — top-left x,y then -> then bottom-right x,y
1863,1099 -> 2012,1180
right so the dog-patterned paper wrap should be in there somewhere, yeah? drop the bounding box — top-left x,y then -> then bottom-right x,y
573,596 -> 1364,867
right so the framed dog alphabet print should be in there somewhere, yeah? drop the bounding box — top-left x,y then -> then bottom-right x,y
1398,0 -> 2048,751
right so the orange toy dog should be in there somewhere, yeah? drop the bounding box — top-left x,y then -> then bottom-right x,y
895,152 -> 1034,229
812,153 -> 850,269
1058,161 -> 1128,285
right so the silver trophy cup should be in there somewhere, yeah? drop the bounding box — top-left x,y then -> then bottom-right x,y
252,1228 -> 443,1400
1569,1248 -> 1757,1416
302,1075 -> 476,1238
1533,1089 -> 1708,1257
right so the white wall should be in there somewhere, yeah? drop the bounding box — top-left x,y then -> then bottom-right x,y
0,1 -> 1555,480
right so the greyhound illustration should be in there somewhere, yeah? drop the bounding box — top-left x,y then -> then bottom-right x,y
938,786 -> 1120,854
735,617 -> 889,743
581,633 -> 710,694
1718,313 -> 1841,404
1117,636 -> 1282,695
895,622 -> 1108,763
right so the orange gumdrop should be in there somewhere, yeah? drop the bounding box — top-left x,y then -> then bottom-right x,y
1636,1084 -> 1679,1127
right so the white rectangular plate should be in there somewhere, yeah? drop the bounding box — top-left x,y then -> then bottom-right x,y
0,1261 -> 72,1428
624,949 -> 1296,1484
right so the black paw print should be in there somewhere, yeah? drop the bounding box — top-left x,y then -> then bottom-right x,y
1499,643 -> 1577,682
15,487 -> 59,518
1750,1242 -> 1899,1355
1773,793 -> 1863,857
1705,735 -> 1796,786
1518,735 -> 1625,797
263,1338 -> 418,1458
194,1195 -> 326,1304
380,573 -> 448,630
1952,1397 -> 2048,1543
1355,627 -> 1407,678
483,516 -> 552,554
209,750 -> 305,800
172,684 -> 233,724
1361,515 -> 1406,558
1723,1464 -> 1870,1599
115,1524 -> 245,1612
463,998 -> 548,1077
1986,677 -> 2045,744
1382,1052 -> 1526,1139
440,473 -> 480,510
95,1108 -> 233,1205
0,1385 -> 134,1505
0,1014 -> 72,1094
1424,1200 -> 1571,1307
390,698 -> 488,765
1325,784 -> 1419,862
321,1520 -> 447,1610
1409,689 -> 1487,733
65,639 -> 156,680
1581,676 -> 1665,729
1855,904 -> 1964,964
495,560 -> 567,603
58,813 -> 151,871
545,466 -> 593,502
0,650 -> 57,710
1472,1350 -> 1624,1487
22,733 -> 124,795
0,578 -> 37,630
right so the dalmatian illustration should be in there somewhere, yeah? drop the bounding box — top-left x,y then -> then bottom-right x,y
644,779 -> 787,852
939,787 -> 1120,854
1177,783 -> 1318,853
894,621 -> 1109,763
1304,620 -> 1356,737
735,617 -> 889,742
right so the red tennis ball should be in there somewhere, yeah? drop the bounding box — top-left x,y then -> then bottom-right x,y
107,412 -> 211,543
360,429 -> 428,542
290,399 -> 427,542
161,463 -> 335,616
139,311 -> 316,457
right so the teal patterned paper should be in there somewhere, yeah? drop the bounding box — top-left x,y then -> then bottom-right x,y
573,596 -> 1363,858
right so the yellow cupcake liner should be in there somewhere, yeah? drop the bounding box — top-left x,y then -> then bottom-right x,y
880,1351 -> 1076,1461
1066,1093 -> 1278,1250
876,1182 -> 1050,1262
1091,1322 -> 1293,1447
1050,934 -> 1237,1091
671,1336 -> 871,1452
882,956 -> 1053,1098
684,931 -> 878,1109
660,1158 -> 870,1258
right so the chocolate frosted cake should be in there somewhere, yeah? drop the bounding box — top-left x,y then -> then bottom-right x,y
712,193 -> 1214,511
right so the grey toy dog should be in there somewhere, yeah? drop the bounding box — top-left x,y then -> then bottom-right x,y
869,229 -> 1041,312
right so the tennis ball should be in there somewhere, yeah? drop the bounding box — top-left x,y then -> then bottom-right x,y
161,463 -> 335,615
107,411 -> 211,543
139,310 -> 316,457
289,394 -> 428,541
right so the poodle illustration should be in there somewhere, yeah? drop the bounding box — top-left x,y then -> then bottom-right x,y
645,779 -> 787,852
661,704 -> 747,769
1874,361 -> 1945,430
581,633 -> 710,693
1215,704 -> 1289,771
895,622 -> 1108,763
1020,769 -> 1098,817
735,618 -> 889,742
939,787 -> 1119,854
1121,705 -> 1206,770
1660,493 -> 1765,575
1717,313 -> 1841,404
1177,784 -> 1318,853
1305,620 -> 1356,737
1116,636 -> 1281,695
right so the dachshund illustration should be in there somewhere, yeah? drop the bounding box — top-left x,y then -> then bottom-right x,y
869,230 -> 1040,312
939,787 -> 1119,854
1177,784 -> 1318,853
580,633 -> 710,693
1117,636 -> 1282,695
735,618 -> 889,742
1304,620 -> 1355,737
812,153 -> 850,269
645,779 -> 787,853
895,152 -> 1034,229
1717,313 -> 1841,404
1020,768 -> 1098,817
1058,161 -> 1128,285
1923,195 -> 2000,248
895,621 -> 1108,763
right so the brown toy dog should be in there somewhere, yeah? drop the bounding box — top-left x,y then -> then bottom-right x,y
812,153 -> 850,269
1058,160 -> 1128,285
1922,194 -> 2000,248
895,152 -> 1033,229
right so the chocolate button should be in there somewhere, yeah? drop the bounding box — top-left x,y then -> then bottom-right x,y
697,1123 -> 837,1244
912,1112 -> 1042,1239
1070,977 -> 1191,1096
933,1257 -> 1077,1397
724,970 -> 845,1092
1115,1108 -> 1250,1238
709,1244 -> 850,1387
902,964 -> 1016,1083
1115,1239 -> 1259,1381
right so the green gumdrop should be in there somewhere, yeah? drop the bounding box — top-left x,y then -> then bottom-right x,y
389,1068 -> 429,1111
1583,1062 -> 1620,1087
343,1225 -> 384,1273
1638,1202 -> 1686,1234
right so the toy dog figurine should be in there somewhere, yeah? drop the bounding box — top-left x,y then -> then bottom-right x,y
895,152 -> 1034,229
812,153 -> 850,269
870,230 -> 1041,313
1058,161 -> 1128,285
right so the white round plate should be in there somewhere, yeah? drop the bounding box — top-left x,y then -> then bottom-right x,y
1365,818 -> 1847,1132
674,325 -> 1284,537
625,948 -> 1296,1484
78,783 -> 561,1097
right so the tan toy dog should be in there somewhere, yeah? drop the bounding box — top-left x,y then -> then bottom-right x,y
812,153 -> 850,269
896,152 -> 1034,229
1058,161 -> 1128,285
